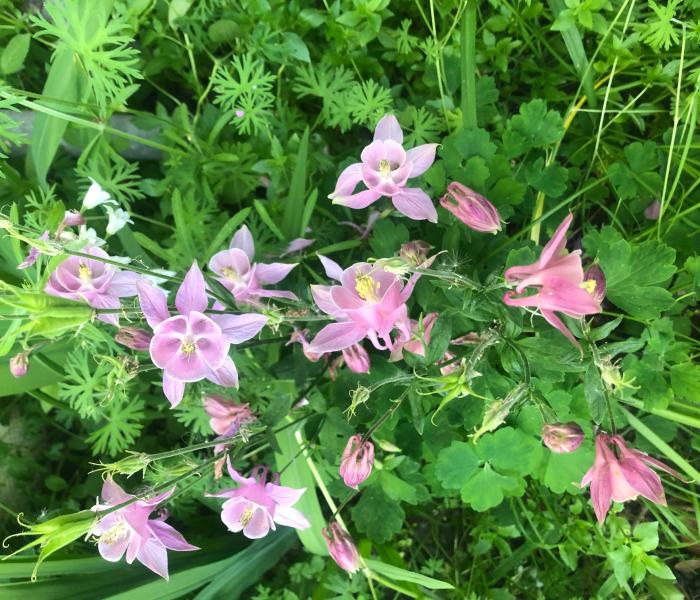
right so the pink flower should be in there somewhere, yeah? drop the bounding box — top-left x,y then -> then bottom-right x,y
339,435 -> 374,489
541,422 -> 584,454
307,256 -> 420,354
90,479 -> 198,579
341,343 -> 370,374
45,246 -> 142,326
203,395 -> 256,437
208,462 -> 310,539
208,225 -> 297,305
581,434 -> 683,523
63,210 -> 86,227
322,522 -> 361,574
17,231 -> 50,270
440,182 -> 502,233
137,262 -> 267,407
115,327 -> 153,351
584,264 -> 606,304
502,214 -> 601,346
329,115 -> 438,222
9,352 -> 29,377
389,312 -> 438,361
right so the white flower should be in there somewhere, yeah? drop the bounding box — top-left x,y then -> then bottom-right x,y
81,178 -> 116,210
77,225 -> 106,247
105,207 -> 133,236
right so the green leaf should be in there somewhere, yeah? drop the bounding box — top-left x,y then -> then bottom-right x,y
523,158 -> 568,197
1,33 -> 31,74
542,444 -> 594,493
634,522 -> 659,552
434,441 -> 481,490
503,99 -> 564,158
583,227 -> 676,319
282,128 -> 309,239
379,470 -> 417,505
608,142 -> 662,201
352,486 -> 405,543
460,464 -> 520,511
476,427 -> 544,476
254,200 -> 285,241
364,559 -> 454,590
584,363 -> 606,424
608,547 -> 632,586
204,208 -> 252,259
425,315 -> 452,364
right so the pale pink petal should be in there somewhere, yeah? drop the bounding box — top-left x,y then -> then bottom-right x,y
406,144 -> 438,178
318,256 -> 344,281
243,507 -> 274,539
539,213 -> 573,268
136,538 -> 170,579
274,506 -> 310,530
110,271 -> 143,297
540,309 -> 579,347
137,281 -> 170,328
163,374 -> 186,408
213,313 -> 267,344
590,467 -> 613,523
373,114 -> 403,144
98,535 -> 130,562
308,322 -> 366,354
310,285 -> 343,317
101,479 -> 132,505
175,262 -> 208,315
392,188 -> 438,222
255,262 -> 296,284
230,225 -> 256,260
266,484 -> 306,507
332,188 -> 382,209
149,520 -> 199,551
329,163 -> 363,198
207,356 -> 239,388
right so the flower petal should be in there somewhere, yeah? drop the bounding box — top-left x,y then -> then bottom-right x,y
207,356 -> 239,388
137,281 -> 170,329
149,520 -> 199,552
175,262 -> 208,315
308,322 -> 366,354
405,144 -> 438,178
373,114 -> 403,144
329,163 -> 363,198
163,374 -> 186,408
230,225 -> 255,260
214,313 -> 267,344
255,262 -> 296,284
332,188 -> 382,209
136,538 -> 170,580
318,255 -> 344,281
274,506 -> 310,530
391,188 -> 437,222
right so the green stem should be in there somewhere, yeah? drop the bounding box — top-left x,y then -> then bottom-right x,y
460,1 -> 478,129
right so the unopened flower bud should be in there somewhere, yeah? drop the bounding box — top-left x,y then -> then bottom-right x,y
583,264 -> 606,304
339,435 -> 374,489
541,422 -> 584,454
644,200 -> 661,220
440,182 -> 502,234
115,327 -> 152,351
341,343 -> 370,374
399,240 -> 431,266
322,522 -> 361,574
9,352 -> 28,377
62,210 -> 86,227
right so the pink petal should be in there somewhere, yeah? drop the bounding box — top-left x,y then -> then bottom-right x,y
214,313 -> 267,344
243,507 -> 274,539
91,294 -> 122,326
590,467 -> 613,523
137,281 -> 170,328
619,458 -> 666,505
332,188 -> 382,209
209,248 -> 252,278
149,520 -> 198,551
162,374 -> 186,408
230,225 -> 255,260
175,262 -> 208,315
255,262 -> 296,284
98,535 -> 130,562
318,256 -> 344,281
273,506 -> 310,530
330,163 -> 363,198
110,271 -> 143,298
392,188 -> 438,222
308,322 -> 367,354
373,114 -> 403,144
405,144 -> 437,178
136,538 -> 170,579
539,213 -> 573,269
207,356 -> 239,388
310,285 -> 343,317
266,484 -> 306,507
540,308 -> 580,347
101,479 -> 132,505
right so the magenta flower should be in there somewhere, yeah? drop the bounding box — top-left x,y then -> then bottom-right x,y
339,435 -> 375,489
581,434 -> 683,523
136,262 -> 267,407
90,479 -> 197,579
203,395 -> 256,437
208,225 -> 297,305
322,522 -> 361,574
308,256 -> 421,354
341,343 -> 371,374
9,352 -> 29,377
440,182 -> 502,233
208,462 -> 310,539
329,115 -> 438,222
502,214 -> 601,346
45,246 -> 142,326
541,422 -> 584,454
115,327 -> 153,351
389,312 -> 438,361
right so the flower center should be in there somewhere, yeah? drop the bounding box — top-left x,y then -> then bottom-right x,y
378,159 -> 392,177
355,273 -> 380,302
181,338 -> 197,356
99,519 -> 129,544
580,279 -> 596,294
221,267 -> 241,282
240,508 -> 254,527
78,262 -> 92,282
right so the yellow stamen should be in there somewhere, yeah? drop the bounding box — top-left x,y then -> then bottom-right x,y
240,508 -> 254,527
355,273 -> 380,302
99,520 -> 129,544
378,159 -> 392,177
78,263 -> 92,282
181,340 -> 196,355
580,279 -> 596,294
221,267 -> 240,282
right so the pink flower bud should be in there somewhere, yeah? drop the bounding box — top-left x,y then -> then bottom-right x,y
322,522 -> 361,574
62,210 -> 86,227
583,264 -> 606,304
9,352 -> 28,378
339,435 -> 374,489
399,240 -> 432,266
541,422 -> 584,454
644,200 -> 661,220
115,327 -> 153,351
341,343 -> 370,374
440,182 -> 502,234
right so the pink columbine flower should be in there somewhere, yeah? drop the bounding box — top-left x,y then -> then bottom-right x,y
502,214 -> 601,346
9,352 -> 29,377
115,327 -> 153,351
389,312 -> 438,361
136,262 -> 267,407
209,225 -> 297,305
45,246 -> 142,326
307,255 -> 422,354
208,462 -> 310,539
541,422 -> 584,454
581,434 -> 683,523
288,329 -> 370,377
90,479 -> 198,579
440,182 -> 502,233
329,115 -> 438,222
323,522 -> 361,574
341,343 -> 371,374
203,395 -> 256,437
339,435 -> 375,489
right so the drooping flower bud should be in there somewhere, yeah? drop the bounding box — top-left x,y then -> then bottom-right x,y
644,200 -> 661,220
341,343 -> 370,374
583,264 -> 606,304
115,327 -> 153,351
440,182 -> 502,234
541,422 -> 584,454
399,240 -> 431,266
62,210 -> 86,227
339,435 -> 374,489
322,522 -> 361,574
9,352 -> 29,377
